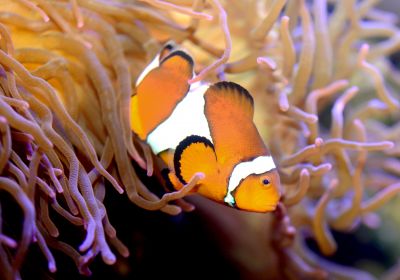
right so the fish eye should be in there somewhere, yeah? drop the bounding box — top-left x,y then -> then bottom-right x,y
262,178 -> 270,185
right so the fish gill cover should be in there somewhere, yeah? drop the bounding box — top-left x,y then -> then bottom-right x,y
0,0 -> 399,279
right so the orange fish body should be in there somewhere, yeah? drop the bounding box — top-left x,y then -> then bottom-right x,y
130,43 -> 281,212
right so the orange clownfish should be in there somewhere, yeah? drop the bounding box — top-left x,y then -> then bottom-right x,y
130,42 -> 281,212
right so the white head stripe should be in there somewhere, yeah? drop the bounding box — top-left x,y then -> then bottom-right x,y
135,54 -> 160,87
224,156 -> 276,206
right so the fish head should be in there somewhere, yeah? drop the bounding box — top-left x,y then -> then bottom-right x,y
233,168 -> 281,212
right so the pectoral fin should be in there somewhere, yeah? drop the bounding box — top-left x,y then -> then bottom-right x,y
173,135 -> 217,185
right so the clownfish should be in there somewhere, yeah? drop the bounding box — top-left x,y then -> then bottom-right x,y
130,42 -> 281,212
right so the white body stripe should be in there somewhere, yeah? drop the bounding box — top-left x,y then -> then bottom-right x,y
135,54 -> 160,86
224,156 -> 276,206
147,84 -> 212,154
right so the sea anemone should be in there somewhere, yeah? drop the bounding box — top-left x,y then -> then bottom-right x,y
0,0 -> 400,279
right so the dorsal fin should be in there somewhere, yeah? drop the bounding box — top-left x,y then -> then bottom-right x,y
210,81 -> 254,118
131,49 -> 194,140
204,81 -> 267,166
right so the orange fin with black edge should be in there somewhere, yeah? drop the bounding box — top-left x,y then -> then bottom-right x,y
204,81 -> 267,165
131,49 -> 194,140
208,81 -> 254,118
173,135 -> 218,185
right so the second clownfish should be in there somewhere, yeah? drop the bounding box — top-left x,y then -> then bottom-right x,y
130,42 -> 281,212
